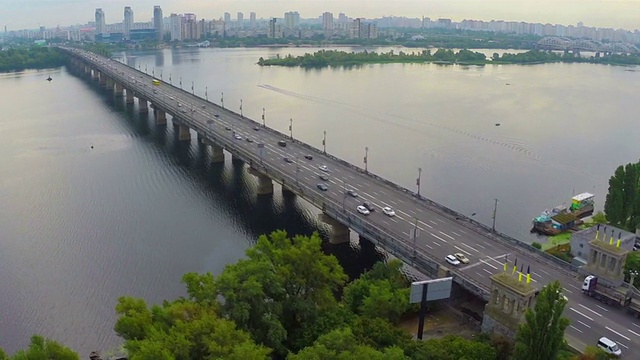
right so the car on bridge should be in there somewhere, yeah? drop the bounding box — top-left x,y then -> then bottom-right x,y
318,165 -> 329,172
356,205 -> 370,215
445,255 -> 461,266
362,201 -> 375,212
454,253 -> 470,264
317,183 -> 328,191
318,174 -> 329,181
246,137 -> 253,143
284,157 -> 293,163
278,141 -> 287,147
382,207 -> 396,217
254,126 -> 260,131
347,189 -> 359,198
234,134 -> 242,140
304,155 -> 313,160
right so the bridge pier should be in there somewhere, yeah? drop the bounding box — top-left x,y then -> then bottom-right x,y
105,77 -> 114,91
248,168 -> 273,194
139,98 -> 148,113
98,72 -> 107,87
114,82 -> 123,96
231,154 -> 243,163
178,125 -> 191,141
125,89 -> 135,104
154,109 -> 167,125
210,143 -> 225,163
84,66 -> 90,76
481,272 -> 536,339
319,213 -> 350,244
91,70 -> 99,81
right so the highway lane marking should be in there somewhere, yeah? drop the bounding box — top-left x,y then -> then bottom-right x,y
459,242 -> 480,253
594,304 -> 608,312
618,343 -> 629,349
569,325 -> 583,333
568,284 -> 580,291
578,304 -> 603,317
628,329 -> 640,337
429,233 -> 448,243
538,269 -> 551,276
458,229 -> 468,234
569,307 -> 593,321
451,231 -> 462,237
474,242 -> 486,250
371,191 -> 380,196
577,320 -> 591,329
454,246 -> 472,256
562,288 -> 573,294
438,231 -> 456,240
633,323 -> 640,329
606,326 -> 631,341
478,258 -> 498,270
428,220 -> 438,225
481,269 -> 493,275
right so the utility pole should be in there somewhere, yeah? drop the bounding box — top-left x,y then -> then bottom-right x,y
289,118 -> 293,140
240,99 -> 243,117
364,147 -> 369,173
221,92 -> 224,109
417,167 -> 422,197
205,86 -> 208,101
492,198 -> 499,233
262,108 -> 265,127
322,131 -> 326,154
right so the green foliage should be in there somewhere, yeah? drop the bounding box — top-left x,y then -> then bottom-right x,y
214,230 -> 348,355
404,335 -> 497,360
0,47 -> 66,72
577,345 -> 617,360
624,251 -> 640,287
115,298 -> 270,360
590,212 -> 607,225
604,161 -> 640,231
342,260 -> 416,324
531,242 -> 542,249
513,281 -> 570,360
5,335 -> 79,360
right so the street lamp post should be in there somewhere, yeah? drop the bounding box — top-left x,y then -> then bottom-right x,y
323,131 -> 326,154
240,99 -> 243,117
169,73 -> 172,85
152,67 -> 155,77
160,70 -> 162,80
416,167 -> 422,197
221,92 -> 224,109
289,118 -> 293,140
364,147 -> 369,173
205,86 -> 208,101
145,65 -> 147,74
492,198 -> 499,233
262,108 -> 265,127
191,81 -> 194,95
179,77 -> 182,89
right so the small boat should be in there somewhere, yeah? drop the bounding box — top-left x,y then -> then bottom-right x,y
46,76 -> 52,81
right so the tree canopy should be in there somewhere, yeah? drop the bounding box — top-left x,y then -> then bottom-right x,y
512,281 -> 570,360
0,336 -> 79,360
604,161 -> 640,231
0,47 -> 66,72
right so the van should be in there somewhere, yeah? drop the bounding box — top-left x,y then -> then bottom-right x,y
597,337 -> 622,356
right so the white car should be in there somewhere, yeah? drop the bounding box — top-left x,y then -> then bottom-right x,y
445,255 -> 461,266
382,206 -> 396,217
318,165 -> 329,172
356,205 -> 370,215
234,134 -> 242,140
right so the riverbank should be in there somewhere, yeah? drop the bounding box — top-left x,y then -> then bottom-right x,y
257,49 -> 640,68
0,47 -> 66,73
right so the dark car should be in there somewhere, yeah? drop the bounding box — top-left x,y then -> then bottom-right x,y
284,157 -> 293,163
254,126 -> 260,131
225,126 -> 231,131
304,155 -> 313,160
363,201 -> 375,212
317,183 -> 328,191
347,189 -> 359,198
278,140 -> 287,147
214,114 -> 220,118
319,174 -> 329,181
246,137 -> 253,143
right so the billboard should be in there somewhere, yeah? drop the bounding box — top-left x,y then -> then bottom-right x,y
410,277 -> 452,304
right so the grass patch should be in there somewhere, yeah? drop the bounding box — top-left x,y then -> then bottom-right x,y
541,232 -> 572,251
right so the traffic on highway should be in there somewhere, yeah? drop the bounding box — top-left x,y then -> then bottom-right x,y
65,47 -> 640,357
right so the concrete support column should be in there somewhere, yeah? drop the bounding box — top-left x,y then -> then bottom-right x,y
105,77 -> 114,91
155,109 -> 167,125
84,66 -> 90,75
92,70 -> 99,81
248,168 -> 273,194
178,125 -> 191,141
318,213 -> 350,244
231,154 -> 243,163
114,82 -> 124,96
125,89 -> 135,104
139,98 -> 148,113
99,72 -> 107,86
210,143 -> 225,163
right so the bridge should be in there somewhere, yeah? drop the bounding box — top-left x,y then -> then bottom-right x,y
62,47 -> 640,355
536,36 -> 639,54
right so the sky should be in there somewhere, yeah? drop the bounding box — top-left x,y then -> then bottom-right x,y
1,0 -> 640,31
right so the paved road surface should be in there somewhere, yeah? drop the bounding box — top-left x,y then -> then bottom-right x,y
68,48 -> 640,357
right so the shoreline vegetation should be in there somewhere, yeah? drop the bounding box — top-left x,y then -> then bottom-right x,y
0,47 -> 66,72
258,49 -> 640,68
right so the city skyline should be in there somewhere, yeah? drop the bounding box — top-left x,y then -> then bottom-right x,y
1,0 -> 640,32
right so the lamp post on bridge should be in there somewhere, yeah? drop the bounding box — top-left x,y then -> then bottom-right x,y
205,86 -> 208,101
152,67 -> 155,77
221,92 -> 224,109
169,73 -> 172,85
191,81 -> 195,95
364,146 -> 369,173
289,118 -> 293,140
160,70 -> 162,80
262,108 -> 265,127
492,198 -> 499,233
416,167 -> 422,197
323,131 -> 326,154
179,77 -> 182,89
240,99 -> 243,117
145,65 -> 147,74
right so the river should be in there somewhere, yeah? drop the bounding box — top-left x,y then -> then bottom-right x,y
0,46 -> 639,354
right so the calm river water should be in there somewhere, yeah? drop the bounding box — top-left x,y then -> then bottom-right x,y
1,46 -> 639,354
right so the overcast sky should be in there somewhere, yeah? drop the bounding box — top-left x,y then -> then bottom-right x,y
1,0 -> 639,31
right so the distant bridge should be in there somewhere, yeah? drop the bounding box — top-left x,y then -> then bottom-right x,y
536,36 -> 639,54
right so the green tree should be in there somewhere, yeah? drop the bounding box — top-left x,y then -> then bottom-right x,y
604,161 -> 640,230
8,335 -> 78,360
513,281 -> 570,360
575,345 -> 617,360
404,335 -> 496,360
214,231 -> 348,355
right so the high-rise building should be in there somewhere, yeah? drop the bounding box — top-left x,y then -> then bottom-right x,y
249,12 -> 256,28
182,13 -> 199,40
322,12 -> 334,30
124,6 -> 134,40
170,13 -> 182,41
153,5 -> 163,40
95,8 -> 106,34
224,12 -> 231,24
237,12 -> 243,28
284,11 -> 300,30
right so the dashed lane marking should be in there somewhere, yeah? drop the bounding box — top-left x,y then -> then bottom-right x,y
459,242 -> 480,253
438,231 -> 455,240
454,246 -> 472,256
606,326 -> 630,341
578,304 -> 603,317
429,233 -> 448,243
577,320 -> 591,328
569,326 -> 583,333
569,307 -> 593,322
